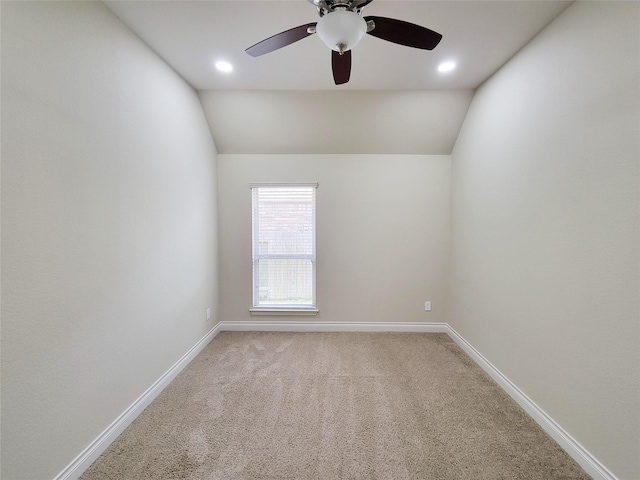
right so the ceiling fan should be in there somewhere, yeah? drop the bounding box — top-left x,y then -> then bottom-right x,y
245,0 -> 443,85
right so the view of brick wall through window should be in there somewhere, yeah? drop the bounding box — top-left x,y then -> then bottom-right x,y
253,187 -> 315,306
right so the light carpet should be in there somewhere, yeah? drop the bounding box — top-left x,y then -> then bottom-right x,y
81,331 -> 591,479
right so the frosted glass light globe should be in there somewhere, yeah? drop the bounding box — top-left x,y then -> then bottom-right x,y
316,10 -> 367,53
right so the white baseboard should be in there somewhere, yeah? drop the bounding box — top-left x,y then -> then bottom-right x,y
54,323 -> 222,480
219,321 -> 448,333
57,320 -> 616,480
445,325 -> 617,480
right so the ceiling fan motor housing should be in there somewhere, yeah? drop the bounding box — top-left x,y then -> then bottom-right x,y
309,0 -> 374,16
316,10 -> 367,53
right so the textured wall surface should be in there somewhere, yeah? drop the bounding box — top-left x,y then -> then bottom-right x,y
448,2 -> 639,478
218,154 -> 451,325
1,2 -> 219,479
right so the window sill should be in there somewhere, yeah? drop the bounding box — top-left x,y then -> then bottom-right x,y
249,307 -> 319,316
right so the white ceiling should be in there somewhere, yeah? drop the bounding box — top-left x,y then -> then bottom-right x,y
104,0 -> 572,153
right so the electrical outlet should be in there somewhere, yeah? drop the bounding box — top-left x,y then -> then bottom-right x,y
424,301 -> 432,311
206,308 -> 211,320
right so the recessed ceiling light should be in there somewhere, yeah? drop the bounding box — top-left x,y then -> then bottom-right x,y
215,61 -> 233,73
438,61 -> 456,73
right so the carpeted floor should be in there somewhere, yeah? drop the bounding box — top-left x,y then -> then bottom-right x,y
81,332 -> 591,479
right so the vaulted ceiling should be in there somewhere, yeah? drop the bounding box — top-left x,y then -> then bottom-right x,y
105,0 -> 572,154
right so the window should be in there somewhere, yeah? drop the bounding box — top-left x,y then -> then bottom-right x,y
250,183 -> 318,315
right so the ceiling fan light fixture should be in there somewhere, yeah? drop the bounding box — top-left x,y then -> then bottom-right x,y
316,10 -> 367,53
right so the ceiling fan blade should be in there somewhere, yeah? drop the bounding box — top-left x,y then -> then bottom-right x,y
332,50 -> 351,85
246,23 -> 317,57
364,16 -> 442,50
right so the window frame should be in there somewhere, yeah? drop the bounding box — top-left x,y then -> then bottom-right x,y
249,182 -> 318,316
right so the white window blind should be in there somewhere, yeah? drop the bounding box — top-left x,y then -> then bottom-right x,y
251,184 -> 317,311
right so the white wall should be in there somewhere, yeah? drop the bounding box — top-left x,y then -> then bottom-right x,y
448,2 -> 639,479
199,90 -> 473,154
218,154 -> 450,325
1,2 -> 219,479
